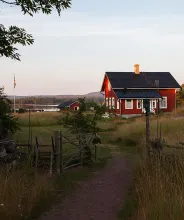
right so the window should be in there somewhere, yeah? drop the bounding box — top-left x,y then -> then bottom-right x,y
125,99 -> 133,109
112,97 -> 115,108
109,98 -> 112,109
74,106 -> 79,111
117,100 -> 120,110
152,100 -> 157,109
137,99 -> 142,109
108,82 -> 111,91
160,97 -> 167,109
105,98 -> 108,107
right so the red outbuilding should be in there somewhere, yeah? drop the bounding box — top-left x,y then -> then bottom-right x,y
57,100 -> 79,111
101,64 -> 181,118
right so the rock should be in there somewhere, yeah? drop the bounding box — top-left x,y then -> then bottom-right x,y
0,148 -> 7,158
3,141 -> 16,153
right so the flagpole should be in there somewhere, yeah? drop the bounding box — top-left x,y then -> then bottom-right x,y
14,74 -> 16,113
14,92 -> 15,113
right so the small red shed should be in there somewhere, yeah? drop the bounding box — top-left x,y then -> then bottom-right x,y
57,100 -> 79,111
101,64 -> 181,118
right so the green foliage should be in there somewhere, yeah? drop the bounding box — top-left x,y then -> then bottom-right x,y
176,85 -> 184,107
0,88 -> 20,139
18,108 -> 27,113
60,98 -> 105,134
0,24 -> 34,61
0,0 -> 71,60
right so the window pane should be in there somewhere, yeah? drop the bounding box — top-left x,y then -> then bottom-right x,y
160,97 -> 167,108
109,98 -> 112,109
112,97 -> 115,107
117,101 -> 120,109
152,100 -> 156,108
137,100 -> 142,109
106,98 -> 108,107
126,100 -> 133,109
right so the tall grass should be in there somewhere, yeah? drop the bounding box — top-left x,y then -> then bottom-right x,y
2,112 -> 114,219
135,157 -> 184,220
112,115 -> 184,153
114,110 -> 184,219
17,112 -> 61,127
0,168 -> 52,219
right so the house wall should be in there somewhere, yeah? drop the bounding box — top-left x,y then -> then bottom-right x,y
104,76 -> 120,114
120,100 -> 142,115
69,102 -> 79,111
159,89 -> 176,112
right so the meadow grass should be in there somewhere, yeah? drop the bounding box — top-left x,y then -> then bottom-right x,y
0,169 -> 52,220
115,110 -> 184,220
135,157 -> 184,220
16,112 -> 61,127
9,110 -> 184,220
0,112 -> 113,220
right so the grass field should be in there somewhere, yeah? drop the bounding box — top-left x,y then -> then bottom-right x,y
2,110 -> 184,219
114,109 -> 184,220
0,112 -> 113,220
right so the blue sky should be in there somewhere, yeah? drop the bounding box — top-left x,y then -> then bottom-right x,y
1,0 -> 184,95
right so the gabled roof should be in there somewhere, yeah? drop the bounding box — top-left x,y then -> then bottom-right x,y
104,72 -> 180,89
114,89 -> 162,99
57,100 -> 77,109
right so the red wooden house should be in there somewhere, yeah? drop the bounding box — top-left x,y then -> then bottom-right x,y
57,100 -> 79,111
101,64 -> 181,118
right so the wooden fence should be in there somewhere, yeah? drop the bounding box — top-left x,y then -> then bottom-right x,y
34,131 -> 97,175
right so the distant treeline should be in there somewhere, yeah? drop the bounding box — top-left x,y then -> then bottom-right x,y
13,96 -> 104,105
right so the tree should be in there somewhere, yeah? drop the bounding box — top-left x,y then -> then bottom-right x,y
0,88 -> 19,139
176,85 -> 184,107
0,0 -> 71,61
60,98 -> 104,161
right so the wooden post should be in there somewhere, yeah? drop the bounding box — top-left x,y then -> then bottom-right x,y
54,131 -> 60,175
95,145 -> 97,161
35,137 -> 39,172
60,131 -> 63,173
49,149 -> 53,177
79,140 -> 83,166
146,114 -> 150,160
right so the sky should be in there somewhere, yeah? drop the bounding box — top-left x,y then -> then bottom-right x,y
1,0 -> 184,95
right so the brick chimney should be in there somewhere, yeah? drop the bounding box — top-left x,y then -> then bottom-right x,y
134,64 -> 140,74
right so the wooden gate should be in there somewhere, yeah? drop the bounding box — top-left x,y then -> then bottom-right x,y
34,131 -> 97,175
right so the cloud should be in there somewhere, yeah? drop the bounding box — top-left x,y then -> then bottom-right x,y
1,7 -> 184,39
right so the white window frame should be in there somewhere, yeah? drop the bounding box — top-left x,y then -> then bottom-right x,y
112,97 -> 115,108
151,99 -> 157,109
74,106 -> 79,111
109,97 -> 112,109
160,97 -> 167,109
105,98 -> 108,107
108,82 -> 111,91
117,100 -> 120,110
125,99 -> 133,109
137,99 -> 142,109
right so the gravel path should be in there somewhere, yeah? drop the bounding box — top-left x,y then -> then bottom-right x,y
40,155 -> 132,220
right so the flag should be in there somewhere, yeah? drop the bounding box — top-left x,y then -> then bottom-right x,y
14,75 -> 16,89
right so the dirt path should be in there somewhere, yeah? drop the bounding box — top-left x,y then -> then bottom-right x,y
40,155 -> 132,220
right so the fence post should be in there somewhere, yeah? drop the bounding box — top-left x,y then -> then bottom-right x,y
146,114 -> 150,160
60,131 -> 63,173
54,131 -> 60,175
35,137 -> 39,172
95,145 -> 97,161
